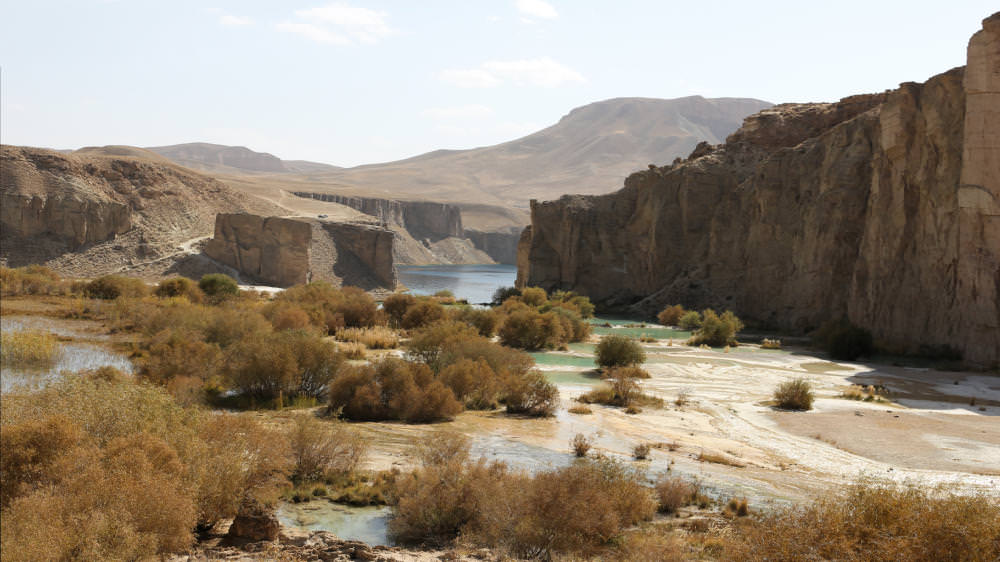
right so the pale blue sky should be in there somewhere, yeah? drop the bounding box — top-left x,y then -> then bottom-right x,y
1,1 -> 994,166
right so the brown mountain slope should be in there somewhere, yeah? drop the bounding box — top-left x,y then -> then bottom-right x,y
148,96 -> 771,211
519,13 -> 1000,367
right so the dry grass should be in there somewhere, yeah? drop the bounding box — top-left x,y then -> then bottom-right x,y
761,338 -> 782,349
697,450 -> 746,468
0,330 -> 60,368
773,378 -> 814,410
723,497 -> 750,517
568,405 -> 593,415
335,326 -> 399,349
723,479 -> 1000,561
839,383 -> 888,402
571,433 -> 593,457
654,475 -> 706,513
632,443 -> 652,460
337,342 -> 367,359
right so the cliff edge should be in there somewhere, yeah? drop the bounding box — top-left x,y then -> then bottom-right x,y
519,13 -> 1000,367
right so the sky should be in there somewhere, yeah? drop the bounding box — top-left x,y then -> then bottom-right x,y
1,1 -> 995,166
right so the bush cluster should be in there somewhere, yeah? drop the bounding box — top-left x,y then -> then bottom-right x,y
84,275 -> 149,300
328,359 -> 463,423
0,266 -> 73,296
390,438 -> 656,558
275,282 -> 379,332
494,287 -> 592,350
773,378 -> 814,410
656,304 -> 686,327
723,479 -> 1000,561
689,309 -> 744,347
0,373 -> 294,560
595,335 -> 646,368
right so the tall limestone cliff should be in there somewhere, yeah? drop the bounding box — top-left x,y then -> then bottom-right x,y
520,13 -> 1000,367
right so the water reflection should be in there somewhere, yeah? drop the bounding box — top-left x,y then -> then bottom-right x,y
396,264 -> 516,304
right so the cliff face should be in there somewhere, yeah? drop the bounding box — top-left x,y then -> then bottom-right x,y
1,145 -> 281,277
204,213 -> 396,290
463,227 -> 522,265
203,215 -> 313,287
520,13 -> 1000,367
293,192 -> 462,241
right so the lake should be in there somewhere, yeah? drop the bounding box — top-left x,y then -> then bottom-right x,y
396,264 -> 517,304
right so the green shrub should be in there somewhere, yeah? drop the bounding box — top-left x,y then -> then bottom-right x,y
498,309 -> 566,350
197,273 -> 239,299
814,318 -> 873,360
84,275 -> 148,300
550,290 -> 595,319
595,335 -> 646,368
154,277 -> 203,302
678,310 -> 702,330
689,309 -> 743,347
773,378 -> 814,410
657,304 -> 686,326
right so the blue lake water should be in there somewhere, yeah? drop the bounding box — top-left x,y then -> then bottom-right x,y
396,264 -> 517,304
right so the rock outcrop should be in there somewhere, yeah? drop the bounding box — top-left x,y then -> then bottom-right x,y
204,213 -> 396,289
1,145 -> 281,277
520,13 -> 1000,367
203,215 -> 313,287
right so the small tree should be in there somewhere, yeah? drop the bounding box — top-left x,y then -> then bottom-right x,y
491,286 -> 521,306
595,335 -> 646,368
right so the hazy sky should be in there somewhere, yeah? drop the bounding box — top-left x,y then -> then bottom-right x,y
1,1 -> 994,166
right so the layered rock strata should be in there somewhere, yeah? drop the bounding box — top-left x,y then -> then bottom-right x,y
203,213 -> 396,290
519,13 -> 1000,367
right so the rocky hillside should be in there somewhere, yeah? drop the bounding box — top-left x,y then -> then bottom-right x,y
519,13 -> 1000,367
0,146 -> 396,288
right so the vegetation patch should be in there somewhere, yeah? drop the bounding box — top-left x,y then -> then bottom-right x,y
595,335 -> 646,368
0,329 -> 60,368
773,378 -> 815,411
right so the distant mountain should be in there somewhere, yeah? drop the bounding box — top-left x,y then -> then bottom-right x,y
146,142 -> 341,175
309,96 -> 772,206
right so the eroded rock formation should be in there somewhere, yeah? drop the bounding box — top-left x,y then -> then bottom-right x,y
520,13 -> 1000,367
293,192 -> 462,240
204,213 -> 396,289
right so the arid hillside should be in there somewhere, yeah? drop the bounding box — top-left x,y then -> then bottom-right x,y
149,96 -> 771,211
519,13 -> 1000,367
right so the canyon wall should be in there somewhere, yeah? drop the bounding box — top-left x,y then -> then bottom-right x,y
1,193 -> 131,249
203,213 -> 396,290
292,192 -> 462,241
463,227 -> 521,265
520,13 -> 1000,367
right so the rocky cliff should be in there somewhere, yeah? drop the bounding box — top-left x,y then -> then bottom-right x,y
293,192 -> 462,240
291,191 -> 519,264
520,13 -> 1000,367
1,145 -> 280,277
204,213 -> 396,290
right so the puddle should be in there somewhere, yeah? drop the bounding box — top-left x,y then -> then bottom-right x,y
1,318 -> 133,391
277,502 -> 392,546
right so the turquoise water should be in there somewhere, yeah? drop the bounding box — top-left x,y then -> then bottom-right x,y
277,502 -> 392,546
530,352 -> 597,368
396,264 -> 517,304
